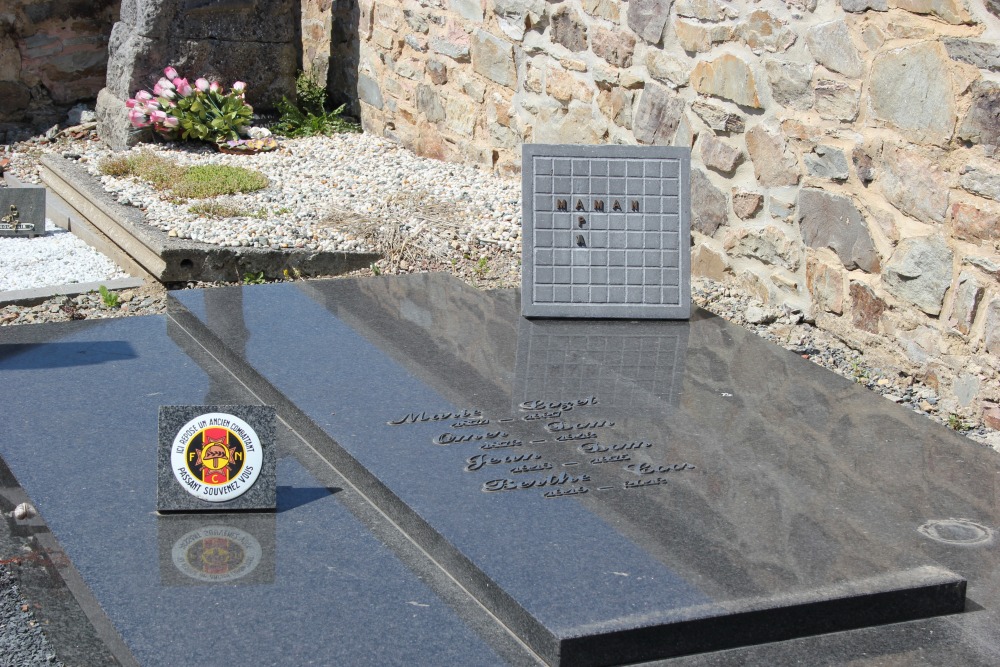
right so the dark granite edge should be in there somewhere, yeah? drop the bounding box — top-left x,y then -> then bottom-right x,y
561,572 -> 966,667
164,297 -> 558,663
39,155 -> 380,283
0,455 -> 139,667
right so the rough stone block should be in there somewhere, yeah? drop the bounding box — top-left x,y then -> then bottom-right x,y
960,168 -> 1000,201
691,100 -> 745,133
450,0 -> 485,22
948,271 -> 983,336
805,145 -> 850,181
869,42 -> 956,146
627,0 -> 673,44
700,134 -> 743,174
471,30 -> 515,88
894,0 -> 973,24
985,298 -> 1000,354
691,167 -> 728,236
850,281 -> 886,333
675,19 -> 735,53
738,10 -> 796,54
633,81 -> 687,145
676,0 -> 736,21
950,200 -> 1000,243
731,189 -> 763,220
814,79 -> 860,121
690,54 -> 762,109
957,81 -> 1000,146
724,225 -> 801,271
878,144 -> 950,224
797,189 -> 880,273
806,20 -> 864,78
807,256 -> 845,315
883,235 -> 954,316
551,7 -> 588,52
765,59 -> 813,111
592,27 -> 636,68
943,38 -> 1000,72
358,73 -> 385,110
746,124 -> 800,187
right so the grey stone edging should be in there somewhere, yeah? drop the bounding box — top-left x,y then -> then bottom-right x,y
39,154 -> 379,284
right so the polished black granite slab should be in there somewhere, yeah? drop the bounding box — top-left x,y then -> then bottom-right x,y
0,315 -> 533,666
164,274 -> 1000,666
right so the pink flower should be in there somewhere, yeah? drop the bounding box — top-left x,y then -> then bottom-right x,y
150,109 -> 167,124
209,81 -> 220,93
195,78 -> 210,92
135,90 -> 153,102
174,78 -> 192,97
128,109 -> 149,128
152,83 -> 163,96
162,116 -> 179,128
125,98 -> 137,109
157,77 -> 175,91
232,81 -> 246,92
164,66 -> 178,80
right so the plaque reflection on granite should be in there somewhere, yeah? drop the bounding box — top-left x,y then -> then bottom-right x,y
158,513 -> 275,586
514,316 -> 688,414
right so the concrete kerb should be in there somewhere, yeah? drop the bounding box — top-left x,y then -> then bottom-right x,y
38,154 -> 380,284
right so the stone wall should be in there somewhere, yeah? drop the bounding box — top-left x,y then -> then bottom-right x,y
350,0 -> 1000,426
0,0 -> 119,128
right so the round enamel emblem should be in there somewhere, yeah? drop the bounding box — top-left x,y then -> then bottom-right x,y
170,412 -> 263,502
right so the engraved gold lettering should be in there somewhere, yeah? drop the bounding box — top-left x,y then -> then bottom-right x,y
556,199 -> 568,211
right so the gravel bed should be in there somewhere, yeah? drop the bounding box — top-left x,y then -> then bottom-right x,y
68,134 -> 522,259
0,219 -> 128,292
0,566 -> 62,667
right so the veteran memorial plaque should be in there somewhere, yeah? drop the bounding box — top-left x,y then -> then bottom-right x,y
157,405 -> 276,512
0,187 -> 45,237
522,144 -> 691,319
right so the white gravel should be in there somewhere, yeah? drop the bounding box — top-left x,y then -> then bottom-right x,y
0,218 -> 128,292
79,134 -> 523,257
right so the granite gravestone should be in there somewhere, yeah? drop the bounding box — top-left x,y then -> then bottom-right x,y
521,144 -> 691,319
0,188 -> 45,237
157,405 -> 276,512
166,276 -> 976,666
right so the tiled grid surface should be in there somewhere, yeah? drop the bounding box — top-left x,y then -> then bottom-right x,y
522,145 -> 691,319
515,321 -> 688,412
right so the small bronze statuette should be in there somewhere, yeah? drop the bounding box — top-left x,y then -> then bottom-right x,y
1,204 -> 21,230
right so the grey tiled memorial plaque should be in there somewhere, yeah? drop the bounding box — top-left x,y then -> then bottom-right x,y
157,405 -> 277,512
0,187 -> 45,237
522,144 -> 691,319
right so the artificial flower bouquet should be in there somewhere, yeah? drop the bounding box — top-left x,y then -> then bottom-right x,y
126,67 -> 277,153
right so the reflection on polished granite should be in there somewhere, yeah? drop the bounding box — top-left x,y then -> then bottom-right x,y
0,316 -> 523,667
0,274 -> 998,666
162,274 -> 1000,666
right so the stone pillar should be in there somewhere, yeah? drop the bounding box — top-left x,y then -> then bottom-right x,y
96,0 -> 299,149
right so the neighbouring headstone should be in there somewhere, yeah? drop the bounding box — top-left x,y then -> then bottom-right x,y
521,144 -> 692,318
0,188 -> 46,237
157,405 -> 277,512
96,0 -> 298,149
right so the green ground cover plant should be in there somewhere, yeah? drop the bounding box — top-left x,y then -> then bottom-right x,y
98,151 -> 268,200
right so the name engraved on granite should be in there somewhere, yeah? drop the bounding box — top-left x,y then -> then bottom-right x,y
389,395 -> 698,498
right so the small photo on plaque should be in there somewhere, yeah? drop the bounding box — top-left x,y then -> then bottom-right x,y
157,405 -> 277,513
0,188 -> 46,237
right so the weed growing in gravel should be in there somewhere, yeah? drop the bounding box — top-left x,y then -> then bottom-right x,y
188,201 -> 265,219
98,285 -> 119,309
242,271 -> 266,285
948,414 -> 971,431
272,70 -> 360,138
474,257 -> 489,279
98,151 -> 268,200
